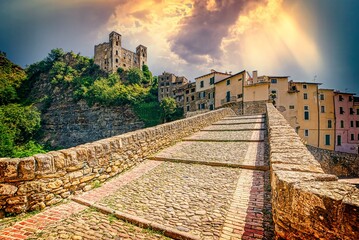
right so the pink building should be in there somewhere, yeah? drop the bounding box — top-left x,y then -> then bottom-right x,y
334,92 -> 359,153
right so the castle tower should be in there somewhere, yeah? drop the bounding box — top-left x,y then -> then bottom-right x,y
136,45 -> 147,70
109,31 -> 122,73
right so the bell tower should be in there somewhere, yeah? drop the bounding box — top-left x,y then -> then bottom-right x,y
109,31 -> 122,73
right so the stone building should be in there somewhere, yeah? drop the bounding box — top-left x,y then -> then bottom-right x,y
157,72 -> 189,107
183,82 -> 197,113
94,31 -> 147,73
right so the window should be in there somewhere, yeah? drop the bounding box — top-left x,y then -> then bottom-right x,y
201,103 -> 205,109
186,97 -> 189,102
208,93 -> 211,99
116,50 -> 118,55
325,135 -> 330,146
340,107 -> 344,114
357,109 -> 359,115
191,96 -> 194,101
351,121 -> 354,128
198,104 -> 201,110
321,106 -> 325,113
340,120 -> 344,128
350,108 -> 355,115
237,94 -> 243,99
339,95 -> 344,101
351,134 -> 355,141
116,58 -> 119,63
200,81 -> 204,88
226,91 -> 231,102
186,90 -> 189,94
337,135 -> 342,145
191,88 -> 195,93
116,41 -> 119,46
320,94 -> 324,100
210,77 -> 215,85
356,121 -> 359,128
303,84 -> 307,89
226,79 -> 231,85
328,120 -> 332,128
358,134 -> 359,141
186,105 -> 190,111
304,106 -> 309,120
289,105 -> 295,109
304,129 -> 309,137
349,96 -> 353,102
271,79 -> 277,84
304,93 -> 308,99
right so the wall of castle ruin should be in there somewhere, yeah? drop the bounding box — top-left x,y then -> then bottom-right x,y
266,103 -> 359,239
0,108 -> 234,217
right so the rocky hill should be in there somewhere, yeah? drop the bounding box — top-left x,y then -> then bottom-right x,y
21,50 -> 150,149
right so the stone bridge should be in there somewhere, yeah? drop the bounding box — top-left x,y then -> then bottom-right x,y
0,104 -> 358,239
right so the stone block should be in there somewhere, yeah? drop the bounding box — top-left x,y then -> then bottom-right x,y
34,154 -> 54,174
49,151 -> 66,170
0,184 -> 18,195
17,181 -> 45,195
0,158 -> 19,181
6,196 -> 27,205
47,179 -> 63,189
18,157 -> 35,180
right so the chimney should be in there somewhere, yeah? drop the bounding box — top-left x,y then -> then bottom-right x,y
211,69 -> 216,73
253,71 -> 258,83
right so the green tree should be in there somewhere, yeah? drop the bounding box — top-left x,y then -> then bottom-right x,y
142,65 -> 152,84
0,104 -> 42,157
160,97 -> 177,123
127,68 -> 144,85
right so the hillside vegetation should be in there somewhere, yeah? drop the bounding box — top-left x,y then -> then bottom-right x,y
0,49 -> 182,157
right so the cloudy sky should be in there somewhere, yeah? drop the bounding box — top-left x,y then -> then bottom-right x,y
0,0 -> 358,92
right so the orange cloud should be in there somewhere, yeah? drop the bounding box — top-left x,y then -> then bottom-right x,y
104,0 -> 322,80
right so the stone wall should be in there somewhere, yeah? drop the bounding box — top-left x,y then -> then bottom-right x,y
307,145 -> 359,177
220,100 -> 267,115
0,108 -> 234,217
266,103 -> 359,239
41,99 -> 144,149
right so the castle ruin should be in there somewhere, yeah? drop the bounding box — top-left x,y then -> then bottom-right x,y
94,31 -> 147,73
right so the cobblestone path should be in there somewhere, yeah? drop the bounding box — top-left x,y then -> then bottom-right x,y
0,114 -> 273,240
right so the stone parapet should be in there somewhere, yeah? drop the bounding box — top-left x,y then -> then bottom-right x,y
266,103 -> 359,239
0,108 -> 234,217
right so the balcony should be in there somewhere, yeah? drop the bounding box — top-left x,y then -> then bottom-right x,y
221,96 -> 237,105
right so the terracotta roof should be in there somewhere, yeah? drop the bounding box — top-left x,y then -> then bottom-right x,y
292,81 -> 322,85
195,71 -> 231,80
214,70 -> 246,84
334,91 -> 356,95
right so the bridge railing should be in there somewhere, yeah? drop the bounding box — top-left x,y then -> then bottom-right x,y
266,103 -> 359,239
0,108 -> 235,216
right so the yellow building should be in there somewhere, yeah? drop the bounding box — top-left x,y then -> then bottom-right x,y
292,82 -> 322,147
214,70 -> 246,107
195,70 -> 230,110
317,89 -> 335,150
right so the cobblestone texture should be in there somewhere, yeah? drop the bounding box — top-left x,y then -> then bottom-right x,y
29,208 -> 170,240
213,119 -> 265,125
183,130 -> 264,141
153,141 -> 265,165
99,162 -> 241,239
